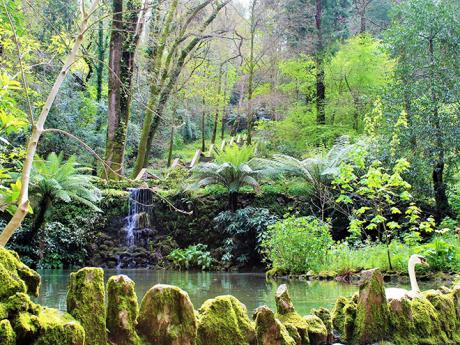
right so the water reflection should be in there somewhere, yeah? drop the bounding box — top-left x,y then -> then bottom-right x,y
36,269 -> 432,315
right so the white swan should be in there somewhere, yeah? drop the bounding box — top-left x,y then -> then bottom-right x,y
385,254 -> 429,300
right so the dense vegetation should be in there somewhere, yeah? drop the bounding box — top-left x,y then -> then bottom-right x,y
0,0 -> 459,277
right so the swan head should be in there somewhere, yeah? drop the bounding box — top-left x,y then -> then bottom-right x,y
410,254 -> 429,267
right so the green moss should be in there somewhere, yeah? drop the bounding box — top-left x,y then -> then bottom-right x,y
410,296 -> 446,345
275,312 -> 309,345
0,319 -> 15,345
387,297 -> 417,345
317,271 -> 336,279
137,284 -> 196,345
34,307 -> 85,345
254,306 -> 296,345
67,267 -> 107,345
283,324 -> 301,345
424,290 -> 458,343
304,315 -> 327,345
0,303 -> 7,320
352,269 -> 389,344
0,248 -> 40,299
106,275 -> 140,345
312,307 -> 332,340
197,295 -> 256,345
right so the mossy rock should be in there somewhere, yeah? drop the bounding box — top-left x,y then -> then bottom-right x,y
11,308 -> 85,345
0,248 -> 40,299
410,296 -> 447,345
67,267 -> 107,345
106,275 -> 140,345
312,308 -> 332,343
331,296 -> 356,342
423,290 -> 458,343
137,284 -> 197,345
0,319 -> 15,345
353,269 -> 389,345
33,308 -> 85,345
304,315 -> 327,345
387,297 -> 417,345
196,295 -> 256,345
275,285 -> 295,315
253,306 -> 296,345
276,312 -> 310,345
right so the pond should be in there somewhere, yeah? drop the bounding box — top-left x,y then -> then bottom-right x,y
36,269 -> 434,315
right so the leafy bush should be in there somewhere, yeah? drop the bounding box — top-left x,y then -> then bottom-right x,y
421,235 -> 459,271
167,244 -> 214,270
262,215 -> 333,273
214,207 -> 278,266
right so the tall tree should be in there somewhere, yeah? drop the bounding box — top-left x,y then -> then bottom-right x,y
384,0 -> 460,220
132,0 -> 231,176
105,0 -> 146,179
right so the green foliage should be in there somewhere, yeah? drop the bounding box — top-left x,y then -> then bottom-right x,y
167,244 -> 214,270
214,207 -> 278,266
326,34 -> 394,130
278,55 -> 316,100
262,215 -> 333,274
191,145 -> 260,210
335,155 -> 435,244
31,152 -> 102,212
256,106 -> 354,156
421,234 -> 460,272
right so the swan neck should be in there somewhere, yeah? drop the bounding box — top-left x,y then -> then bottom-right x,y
408,257 -> 420,292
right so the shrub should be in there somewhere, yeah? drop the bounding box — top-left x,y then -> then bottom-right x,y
167,244 -> 214,270
214,207 -> 278,266
262,215 -> 333,273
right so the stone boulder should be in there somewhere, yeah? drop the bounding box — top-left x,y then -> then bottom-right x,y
276,285 -> 295,315
196,295 -> 256,345
106,275 -> 140,345
312,308 -> 333,344
352,269 -> 389,345
0,248 -> 85,345
67,267 -> 107,345
137,284 -> 197,345
254,306 -> 296,345
0,248 -> 40,299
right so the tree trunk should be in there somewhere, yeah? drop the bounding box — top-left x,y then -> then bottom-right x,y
105,0 -> 144,179
133,1 -> 230,176
428,37 -> 450,220
201,97 -> 206,152
211,66 -> 223,144
315,0 -> 326,125
316,59 -> 326,124
229,191 -> 238,212
0,0 -> 100,247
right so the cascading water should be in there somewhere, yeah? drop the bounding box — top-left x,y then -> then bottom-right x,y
124,188 -> 153,247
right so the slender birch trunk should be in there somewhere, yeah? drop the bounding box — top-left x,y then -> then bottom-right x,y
0,1 -> 100,246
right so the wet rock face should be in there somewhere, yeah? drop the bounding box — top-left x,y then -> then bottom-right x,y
254,306 -> 296,345
67,267 -> 107,345
196,295 -> 256,345
137,284 -> 197,345
275,284 -> 295,315
353,269 -> 389,345
106,275 -> 140,345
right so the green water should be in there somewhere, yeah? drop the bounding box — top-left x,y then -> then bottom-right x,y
36,269 -> 434,315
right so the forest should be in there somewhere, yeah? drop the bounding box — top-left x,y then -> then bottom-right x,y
1,0 -> 460,344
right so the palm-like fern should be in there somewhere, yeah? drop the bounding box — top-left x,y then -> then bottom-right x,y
253,136 -> 360,183
191,145 -> 260,211
30,152 -> 101,236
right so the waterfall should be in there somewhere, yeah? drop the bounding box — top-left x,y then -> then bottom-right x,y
124,188 -> 153,247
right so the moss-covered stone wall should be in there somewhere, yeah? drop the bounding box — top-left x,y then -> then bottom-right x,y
2,248 -> 460,345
